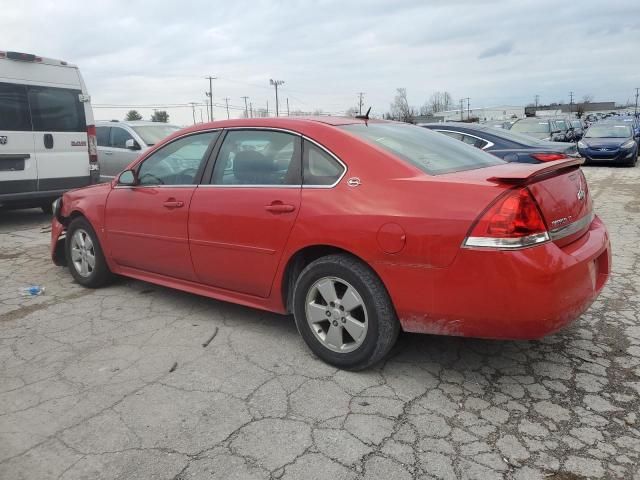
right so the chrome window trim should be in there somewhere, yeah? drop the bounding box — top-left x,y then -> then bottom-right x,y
205,127 -> 348,189
549,211 -> 594,241
435,129 -> 495,150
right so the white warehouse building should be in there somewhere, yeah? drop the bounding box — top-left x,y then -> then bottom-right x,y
438,105 -> 525,122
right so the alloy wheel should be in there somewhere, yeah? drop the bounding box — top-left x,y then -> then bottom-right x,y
305,276 -> 368,353
70,228 -> 96,278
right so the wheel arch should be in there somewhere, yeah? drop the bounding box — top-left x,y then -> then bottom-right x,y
280,244 -> 387,314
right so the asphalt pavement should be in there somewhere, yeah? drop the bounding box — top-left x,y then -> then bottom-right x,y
1,164 -> 639,479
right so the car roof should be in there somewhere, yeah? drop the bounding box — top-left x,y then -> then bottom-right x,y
96,120 -> 180,127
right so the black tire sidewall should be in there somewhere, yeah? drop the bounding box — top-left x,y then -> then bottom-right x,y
293,256 -> 390,369
65,217 -> 110,288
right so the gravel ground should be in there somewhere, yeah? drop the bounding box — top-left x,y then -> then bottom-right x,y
0,164 -> 639,480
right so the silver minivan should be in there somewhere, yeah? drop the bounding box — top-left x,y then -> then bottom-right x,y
96,120 -> 180,180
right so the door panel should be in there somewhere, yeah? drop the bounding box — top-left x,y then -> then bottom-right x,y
105,186 -> 197,280
28,86 -> 90,188
104,131 -> 219,280
189,187 -> 300,297
0,82 -> 37,194
189,129 -> 302,297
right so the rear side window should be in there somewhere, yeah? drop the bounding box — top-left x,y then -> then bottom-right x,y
462,135 -> 489,149
439,130 -> 463,141
342,123 -> 503,175
28,86 -> 86,132
0,82 -> 31,131
303,140 -> 344,186
111,127 -> 134,149
96,126 -> 110,147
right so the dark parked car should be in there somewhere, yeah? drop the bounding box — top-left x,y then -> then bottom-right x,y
551,117 -> 576,142
420,122 -> 579,163
577,123 -> 638,166
570,119 -> 586,140
510,117 -> 572,142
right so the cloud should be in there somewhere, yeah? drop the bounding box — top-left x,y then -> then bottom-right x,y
478,40 -> 514,59
2,0 -> 639,125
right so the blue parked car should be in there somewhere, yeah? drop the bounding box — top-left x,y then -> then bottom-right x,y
419,122 -> 579,163
578,122 -> 638,167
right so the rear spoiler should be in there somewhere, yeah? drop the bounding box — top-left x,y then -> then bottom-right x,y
487,158 -> 584,184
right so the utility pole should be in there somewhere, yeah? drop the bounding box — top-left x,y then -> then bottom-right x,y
205,75 -> 216,122
635,88 -> 639,116
249,102 -> 253,118
199,109 -> 204,123
535,94 -> 539,109
466,98 -> 471,120
266,100 -> 269,117
357,92 -> 365,115
189,102 -> 197,125
286,98 -> 290,116
223,97 -> 230,119
459,99 -> 464,121
569,91 -> 574,114
241,96 -> 249,118
270,79 -> 285,116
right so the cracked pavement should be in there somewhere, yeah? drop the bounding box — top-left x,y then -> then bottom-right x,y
1,165 -> 639,479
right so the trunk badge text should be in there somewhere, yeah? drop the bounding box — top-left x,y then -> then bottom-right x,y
347,177 -> 361,187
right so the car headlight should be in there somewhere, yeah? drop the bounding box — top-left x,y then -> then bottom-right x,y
621,140 -> 636,149
577,141 -> 588,149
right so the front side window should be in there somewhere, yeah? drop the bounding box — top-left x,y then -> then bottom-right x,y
0,82 -> 31,131
28,86 -> 86,132
111,127 -> 134,149
96,126 -> 110,147
212,130 -> 301,185
438,130 -> 463,141
137,131 -> 218,185
303,140 -> 344,186
342,123 -> 503,175
461,135 -> 489,149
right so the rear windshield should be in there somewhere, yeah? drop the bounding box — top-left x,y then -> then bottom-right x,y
342,123 -> 504,175
585,125 -> 632,138
511,120 -> 550,133
132,125 -> 181,146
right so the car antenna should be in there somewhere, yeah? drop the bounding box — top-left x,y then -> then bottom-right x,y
355,107 -> 371,121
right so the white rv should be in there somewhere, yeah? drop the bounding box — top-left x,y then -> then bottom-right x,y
0,50 -> 98,212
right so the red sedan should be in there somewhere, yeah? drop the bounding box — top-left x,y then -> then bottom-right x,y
50,117 -> 611,369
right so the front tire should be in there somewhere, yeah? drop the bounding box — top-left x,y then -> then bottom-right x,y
292,254 -> 400,370
65,217 -> 112,288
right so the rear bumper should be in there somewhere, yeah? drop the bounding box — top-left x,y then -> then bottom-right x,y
376,216 -> 611,339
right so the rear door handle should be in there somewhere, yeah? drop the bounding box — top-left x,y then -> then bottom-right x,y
163,200 -> 184,209
265,203 -> 296,214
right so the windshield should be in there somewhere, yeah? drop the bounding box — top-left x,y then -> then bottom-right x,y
342,123 -> 504,175
555,120 -> 568,131
585,125 -> 633,138
132,125 -> 181,146
511,120 -> 550,133
571,120 -> 582,128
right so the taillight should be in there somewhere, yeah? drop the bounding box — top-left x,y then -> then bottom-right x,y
87,125 -> 98,164
464,187 -> 549,249
531,153 -> 568,162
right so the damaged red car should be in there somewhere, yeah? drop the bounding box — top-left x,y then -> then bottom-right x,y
51,117 -> 611,369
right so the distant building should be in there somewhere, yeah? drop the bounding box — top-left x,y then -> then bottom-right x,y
429,105 -> 524,122
524,102 -> 616,117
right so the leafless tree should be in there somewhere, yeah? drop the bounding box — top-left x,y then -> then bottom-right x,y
425,91 -> 455,113
582,94 -> 594,104
390,88 -> 416,123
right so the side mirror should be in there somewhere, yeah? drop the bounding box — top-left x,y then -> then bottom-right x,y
125,139 -> 141,151
118,170 -> 137,186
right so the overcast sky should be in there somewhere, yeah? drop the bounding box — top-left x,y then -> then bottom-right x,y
3,0 -> 639,125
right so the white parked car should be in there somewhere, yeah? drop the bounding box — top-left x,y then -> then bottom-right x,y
96,121 -> 180,180
0,50 -> 98,213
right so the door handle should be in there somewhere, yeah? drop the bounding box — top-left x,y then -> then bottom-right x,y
103,151 -> 113,155
44,133 -> 54,149
163,200 -> 184,209
265,202 -> 296,214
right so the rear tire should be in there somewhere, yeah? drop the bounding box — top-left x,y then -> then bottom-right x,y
292,254 -> 400,370
65,217 -> 112,288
